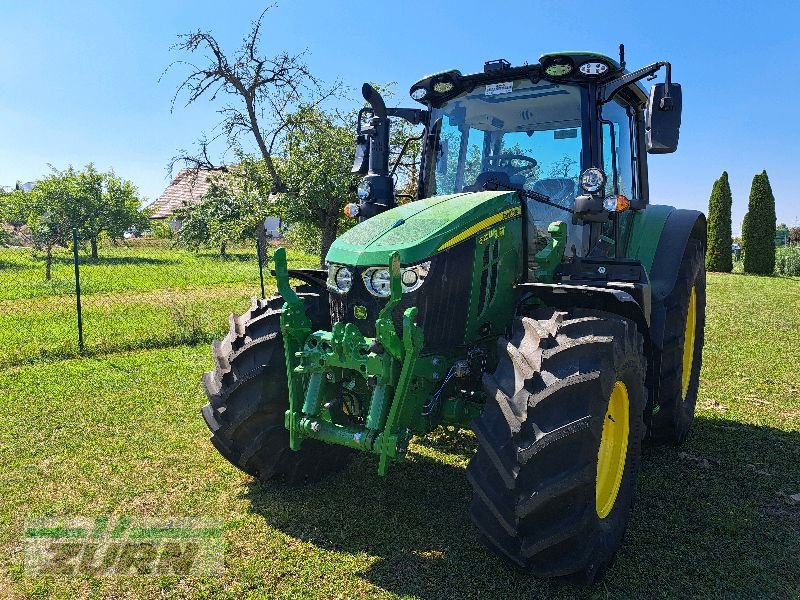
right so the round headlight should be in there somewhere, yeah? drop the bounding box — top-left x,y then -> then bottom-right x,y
356,179 -> 371,200
335,267 -> 352,292
363,268 -> 391,297
410,87 -> 428,101
401,269 -> 418,287
580,168 -> 606,193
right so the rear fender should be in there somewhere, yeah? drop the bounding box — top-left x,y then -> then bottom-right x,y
647,210 -> 706,349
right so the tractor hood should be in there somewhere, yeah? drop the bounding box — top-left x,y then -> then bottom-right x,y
326,190 -> 519,266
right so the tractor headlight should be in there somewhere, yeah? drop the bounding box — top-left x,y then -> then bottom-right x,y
363,267 -> 391,297
399,261 -> 430,293
327,264 -> 353,293
356,179 -> 372,200
410,87 -> 428,101
580,168 -> 606,193
362,261 -> 431,297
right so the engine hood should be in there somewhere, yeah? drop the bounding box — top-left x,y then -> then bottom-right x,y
326,190 -> 519,266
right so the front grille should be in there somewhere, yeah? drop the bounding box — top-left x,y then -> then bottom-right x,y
331,241 -> 475,352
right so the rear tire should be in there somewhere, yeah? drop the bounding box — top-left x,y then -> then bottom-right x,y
467,309 -> 646,581
649,238 -> 706,444
201,290 -> 352,484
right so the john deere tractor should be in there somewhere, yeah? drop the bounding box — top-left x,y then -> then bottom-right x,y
202,48 -> 706,580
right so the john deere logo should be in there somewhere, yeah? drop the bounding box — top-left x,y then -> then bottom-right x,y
353,305 -> 368,320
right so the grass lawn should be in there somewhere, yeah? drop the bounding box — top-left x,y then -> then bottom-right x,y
0,242 -> 317,367
1,272 -> 798,599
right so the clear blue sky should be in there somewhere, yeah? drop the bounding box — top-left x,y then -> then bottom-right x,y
2,0 -> 798,234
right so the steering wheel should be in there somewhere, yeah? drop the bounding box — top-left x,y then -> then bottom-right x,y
491,154 -> 538,176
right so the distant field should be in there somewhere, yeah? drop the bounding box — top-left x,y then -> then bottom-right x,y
0,241 -> 317,367
0,272 -> 798,599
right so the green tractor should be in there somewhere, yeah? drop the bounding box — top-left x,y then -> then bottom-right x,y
202,48 -> 706,580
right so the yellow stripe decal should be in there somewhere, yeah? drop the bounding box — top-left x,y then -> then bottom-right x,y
437,206 -> 521,251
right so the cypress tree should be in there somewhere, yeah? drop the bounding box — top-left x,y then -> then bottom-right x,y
742,170 -> 776,275
706,171 -> 733,272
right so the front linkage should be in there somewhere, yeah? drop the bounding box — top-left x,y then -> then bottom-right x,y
275,248 -> 454,475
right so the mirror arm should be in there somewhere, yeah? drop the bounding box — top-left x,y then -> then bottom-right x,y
390,131 -> 425,179
386,107 -> 429,126
600,61 -> 672,105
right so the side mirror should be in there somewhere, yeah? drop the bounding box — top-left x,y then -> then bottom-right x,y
646,83 -> 682,154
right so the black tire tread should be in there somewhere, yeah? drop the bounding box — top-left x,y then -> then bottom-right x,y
468,308 -> 647,580
201,289 -> 352,484
649,238 -> 706,444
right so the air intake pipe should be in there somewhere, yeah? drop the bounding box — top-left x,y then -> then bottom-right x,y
355,83 -> 395,219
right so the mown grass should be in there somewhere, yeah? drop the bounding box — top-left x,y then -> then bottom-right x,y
0,273 -> 798,599
0,242 -> 317,367
0,241 -> 318,300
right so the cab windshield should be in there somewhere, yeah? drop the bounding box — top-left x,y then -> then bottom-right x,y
430,80 -> 586,224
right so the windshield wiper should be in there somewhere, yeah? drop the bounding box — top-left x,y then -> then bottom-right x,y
480,178 -> 574,214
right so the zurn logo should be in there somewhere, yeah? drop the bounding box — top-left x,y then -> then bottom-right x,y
23,516 -> 223,576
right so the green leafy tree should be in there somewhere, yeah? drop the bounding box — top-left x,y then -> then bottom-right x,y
13,175 -> 74,279
69,164 -> 149,258
11,166 -> 147,278
278,106 -> 360,263
742,170 -> 777,275
706,171 -> 733,272
175,160 -> 273,255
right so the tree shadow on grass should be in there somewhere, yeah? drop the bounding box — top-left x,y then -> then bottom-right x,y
242,417 -> 800,599
0,259 -> 27,271
58,256 -> 180,266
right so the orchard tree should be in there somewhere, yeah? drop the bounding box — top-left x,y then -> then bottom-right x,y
168,10 -> 430,263
706,171 -> 733,272
12,166 -> 147,278
742,170 -> 777,275
175,159 -> 273,255
278,106 -> 361,262
167,7 -> 337,191
69,164 -> 149,258
13,175 -> 73,279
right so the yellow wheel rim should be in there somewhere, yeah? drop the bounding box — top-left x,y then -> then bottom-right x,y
681,285 -> 697,399
596,381 -> 630,519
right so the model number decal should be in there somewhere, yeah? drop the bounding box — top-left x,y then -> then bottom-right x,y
437,206 -> 521,251
478,225 -> 506,244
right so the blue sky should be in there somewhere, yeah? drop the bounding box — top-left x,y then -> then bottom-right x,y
1,0 -> 798,233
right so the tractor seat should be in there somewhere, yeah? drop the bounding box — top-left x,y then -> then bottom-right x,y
462,171 -> 510,192
527,178 -> 577,223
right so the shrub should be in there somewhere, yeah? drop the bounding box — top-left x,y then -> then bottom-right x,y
775,246 -> 800,277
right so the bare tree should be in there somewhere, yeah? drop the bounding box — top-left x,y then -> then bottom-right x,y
165,6 -> 339,193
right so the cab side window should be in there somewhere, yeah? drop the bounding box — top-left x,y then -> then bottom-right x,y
601,100 -> 636,199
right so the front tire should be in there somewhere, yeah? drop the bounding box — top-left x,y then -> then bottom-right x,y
467,309 -> 646,581
201,291 -> 352,484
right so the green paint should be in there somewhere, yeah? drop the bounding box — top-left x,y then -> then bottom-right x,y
274,247 -> 313,452
326,191 -> 519,266
534,221 -> 568,283
625,205 -> 674,272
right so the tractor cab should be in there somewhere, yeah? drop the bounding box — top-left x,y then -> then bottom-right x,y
351,50 -> 682,275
